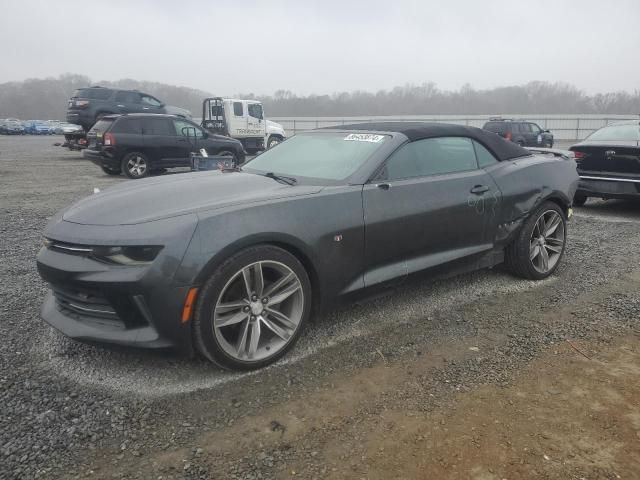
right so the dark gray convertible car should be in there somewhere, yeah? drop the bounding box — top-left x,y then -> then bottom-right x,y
36,123 -> 578,370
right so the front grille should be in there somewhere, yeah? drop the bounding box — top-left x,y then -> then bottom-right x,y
51,284 -> 148,329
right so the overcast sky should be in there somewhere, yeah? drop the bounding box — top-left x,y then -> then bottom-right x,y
1,0 -> 638,96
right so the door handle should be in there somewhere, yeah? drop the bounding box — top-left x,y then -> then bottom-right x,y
376,183 -> 391,191
470,185 -> 489,194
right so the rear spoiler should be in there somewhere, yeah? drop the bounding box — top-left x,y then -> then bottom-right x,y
525,147 -> 574,160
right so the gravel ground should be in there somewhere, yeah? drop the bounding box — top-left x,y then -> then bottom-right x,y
1,136 -> 639,479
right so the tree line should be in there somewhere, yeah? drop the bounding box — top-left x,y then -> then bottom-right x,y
1,74 -> 639,120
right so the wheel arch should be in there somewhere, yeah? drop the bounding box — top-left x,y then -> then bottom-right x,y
192,234 -> 323,311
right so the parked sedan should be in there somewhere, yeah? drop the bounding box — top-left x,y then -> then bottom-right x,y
569,121 -> 640,205
36,122 -> 578,370
4,118 -> 26,135
82,114 -> 245,178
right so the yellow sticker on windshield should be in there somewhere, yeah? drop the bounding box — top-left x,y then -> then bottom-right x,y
344,133 -> 385,143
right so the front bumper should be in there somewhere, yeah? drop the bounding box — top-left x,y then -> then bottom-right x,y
577,175 -> 640,200
36,215 -> 199,353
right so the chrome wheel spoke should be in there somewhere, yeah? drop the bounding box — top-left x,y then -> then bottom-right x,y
539,244 -> 550,271
535,216 -> 545,236
235,319 -> 250,357
530,244 -> 541,261
268,279 -> 302,306
215,310 -> 248,328
215,300 -> 247,314
545,213 -> 561,237
248,320 -> 261,359
545,243 -> 562,254
265,307 -> 297,330
263,272 -> 293,298
261,316 -> 290,341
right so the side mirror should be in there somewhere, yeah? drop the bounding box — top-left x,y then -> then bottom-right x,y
544,129 -> 550,133
201,131 -> 208,139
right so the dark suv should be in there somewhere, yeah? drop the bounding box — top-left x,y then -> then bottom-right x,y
67,86 -> 191,131
83,114 -> 245,179
482,118 -> 554,148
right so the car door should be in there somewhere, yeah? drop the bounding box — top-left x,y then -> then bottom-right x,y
228,101 -> 248,137
140,117 -> 178,166
114,91 -> 143,114
361,136 -> 499,287
247,103 -> 266,137
172,119 -> 204,166
519,123 -> 534,146
528,123 -> 543,146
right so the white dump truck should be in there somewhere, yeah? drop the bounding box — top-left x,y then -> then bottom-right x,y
200,97 -> 286,153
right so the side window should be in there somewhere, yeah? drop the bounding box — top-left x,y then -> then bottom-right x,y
141,95 -> 162,107
233,102 -> 244,116
529,123 -> 541,134
383,137 -> 478,181
473,141 -> 498,168
115,91 -> 141,104
519,123 -> 531,133
248,103 -> 263,119
174,119 -> 203,137
111,119 -> 142,134
511,123 -> 520,133
141,118 -> 173,136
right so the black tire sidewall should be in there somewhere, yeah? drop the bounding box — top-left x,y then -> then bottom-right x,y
121,152 -> 150,179
573,194 -> 588,207
516,202 -> 567,280
101,166 -> 121,176
193,245 -> 312,370
267,136 -> 281,149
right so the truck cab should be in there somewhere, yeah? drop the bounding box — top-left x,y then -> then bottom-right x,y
201,98 -> 286,153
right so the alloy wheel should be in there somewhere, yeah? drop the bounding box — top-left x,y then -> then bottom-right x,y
213,261 -> 304,362
529,209 -> 565,274
127,155 -> 147,177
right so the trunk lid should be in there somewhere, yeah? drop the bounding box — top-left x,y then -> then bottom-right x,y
571,141 -> 640,177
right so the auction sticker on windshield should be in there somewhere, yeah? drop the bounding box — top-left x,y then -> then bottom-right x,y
344,133 -> 385,143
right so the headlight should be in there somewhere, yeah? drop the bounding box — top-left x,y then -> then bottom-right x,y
44,238 -> 163,266
91,246 -> 163,265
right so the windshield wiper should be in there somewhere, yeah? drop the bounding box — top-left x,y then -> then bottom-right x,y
263,172 -> 297,185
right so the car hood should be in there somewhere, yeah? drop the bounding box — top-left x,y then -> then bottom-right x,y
62,171 -> 323,226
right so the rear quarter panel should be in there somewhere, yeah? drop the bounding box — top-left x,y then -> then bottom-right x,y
486,154 -> 578,246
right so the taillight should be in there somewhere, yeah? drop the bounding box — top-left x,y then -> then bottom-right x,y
75,100 -> 89,108
104,133 -> 115,146
504,131 -> 512,141
573,151 -> 585,161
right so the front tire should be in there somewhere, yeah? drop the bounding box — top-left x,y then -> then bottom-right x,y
101,166 -> 121,176
505,201 -> 567,280
121,152 -> 150,179
573,194 -> 588,207
267,135 -> 283,149
193,245 -> 311,370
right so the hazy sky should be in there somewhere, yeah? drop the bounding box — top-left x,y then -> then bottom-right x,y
1,0 -> 639,95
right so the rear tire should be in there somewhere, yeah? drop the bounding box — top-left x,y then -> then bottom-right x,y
505,201 -> 567,280
121,152 -> 150,179
193,245 -> 311,370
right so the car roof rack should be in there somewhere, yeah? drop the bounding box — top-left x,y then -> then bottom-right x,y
488,116 -> 514,122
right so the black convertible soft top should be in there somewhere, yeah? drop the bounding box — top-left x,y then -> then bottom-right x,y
327,122 -> 531,161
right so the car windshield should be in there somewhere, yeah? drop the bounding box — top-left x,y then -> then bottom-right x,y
587,123 -> 640,141
243,132 -> 388,182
